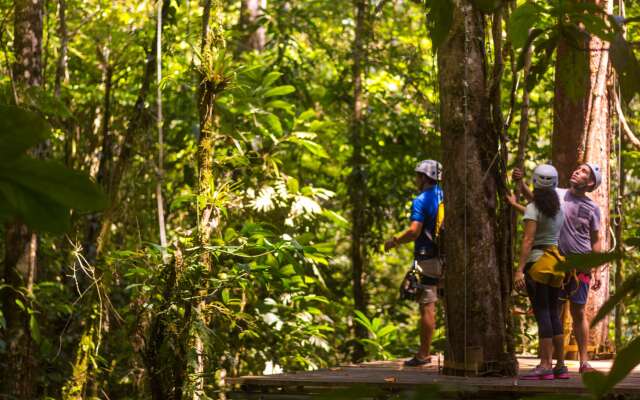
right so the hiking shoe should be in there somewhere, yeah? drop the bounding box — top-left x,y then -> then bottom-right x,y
403,356 -> 431,367
553,363 -> 569,379
579,362 -> 596,374
520,365 -> 554,380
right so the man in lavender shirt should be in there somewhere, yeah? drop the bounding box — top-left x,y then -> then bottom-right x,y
513,163 -> 603,375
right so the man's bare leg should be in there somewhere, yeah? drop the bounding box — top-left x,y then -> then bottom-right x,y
417,302 -> 435,360
570,302 -> 589,363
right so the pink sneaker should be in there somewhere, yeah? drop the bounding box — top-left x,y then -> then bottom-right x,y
553,363 -> 569,379
521,365 -> 554,380
579,362 -> 597,374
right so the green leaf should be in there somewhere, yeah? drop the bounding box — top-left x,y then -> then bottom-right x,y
266,100 -> 294,114
15,299 -> 26,311
0,105 -> 51,164
590,272 -> 640,328
0,157 -> 107,212
0,181 -> 71,233
353,310 -> 373,332
525,33 -> 558,92
583,336 -> 640,398
509,2 -> 540,49
263,113 -> 283,135
29,314 -> 41,344
297,139 -> 329,158
221,288 -> 230,304
262,71 -> 282,88
427,0 -> 453,51
263,85 -> 295,97
375,325 -> 397,338
609,32 -> 640,103
556,251 -> 623,273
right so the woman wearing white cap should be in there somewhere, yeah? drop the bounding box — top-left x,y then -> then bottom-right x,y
508,164 -> 566,380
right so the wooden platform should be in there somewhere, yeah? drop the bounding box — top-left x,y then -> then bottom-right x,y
228,356 -> 640,398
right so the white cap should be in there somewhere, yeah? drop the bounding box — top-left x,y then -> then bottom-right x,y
532,164 -> 558,189
415,160 -> 442,181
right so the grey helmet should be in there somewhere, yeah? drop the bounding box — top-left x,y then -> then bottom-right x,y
415,160 -> 442,181
532,164 -> 558,189
585,163 -> 602,192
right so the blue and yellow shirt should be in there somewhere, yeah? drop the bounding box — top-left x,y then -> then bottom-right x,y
410,185 -> 444,260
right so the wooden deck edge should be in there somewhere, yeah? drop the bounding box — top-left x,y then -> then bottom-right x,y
226,377 -> 640,396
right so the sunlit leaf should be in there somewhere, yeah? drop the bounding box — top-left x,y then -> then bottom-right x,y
264,85 -> 295,97
509,2 -> 540,50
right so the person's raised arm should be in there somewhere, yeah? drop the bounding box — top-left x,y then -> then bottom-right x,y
512,167 -> 534,202
385,221 -> 423,251
506,192 -> 526,214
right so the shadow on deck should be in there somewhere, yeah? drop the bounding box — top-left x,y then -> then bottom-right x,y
227,356 -> 640,398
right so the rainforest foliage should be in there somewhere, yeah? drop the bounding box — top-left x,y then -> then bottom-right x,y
2,0 -> 640,398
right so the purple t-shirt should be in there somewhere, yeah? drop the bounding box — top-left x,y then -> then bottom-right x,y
556,188 -> 601,255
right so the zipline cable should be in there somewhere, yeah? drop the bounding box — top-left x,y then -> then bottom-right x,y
462,0 -> 470,376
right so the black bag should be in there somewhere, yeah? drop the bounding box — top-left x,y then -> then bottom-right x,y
399,266 -> 421,301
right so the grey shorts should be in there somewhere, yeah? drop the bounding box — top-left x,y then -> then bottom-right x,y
417,284 -> 438,305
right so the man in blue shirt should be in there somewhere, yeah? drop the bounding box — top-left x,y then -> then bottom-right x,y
385,159 -> 444,366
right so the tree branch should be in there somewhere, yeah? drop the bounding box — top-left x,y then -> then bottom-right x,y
613,88 -> 640,148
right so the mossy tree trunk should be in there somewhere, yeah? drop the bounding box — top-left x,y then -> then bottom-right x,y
438,0 -> 517,377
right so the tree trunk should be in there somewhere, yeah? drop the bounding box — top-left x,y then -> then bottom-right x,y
348,0 -> 368,363
63,3 -> 172,397
13,0 -> 44,87
438,0 -> 517,377
552,0 -> 612,356
237,0 -> 267,52
189,1 -> 227,396
1,0 -> 44,396
54,0 -> 68,97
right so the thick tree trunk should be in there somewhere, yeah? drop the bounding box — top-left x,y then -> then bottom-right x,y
237,0 -> 267,52
583,27 -> 612,353
1,0 -> 44,396
438,0 -> 516,376
348,0 -> 368,363
552,0 -> 612,356
13,0 -> 44,87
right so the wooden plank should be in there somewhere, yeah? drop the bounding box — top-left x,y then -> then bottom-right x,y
227,356 -> 640,396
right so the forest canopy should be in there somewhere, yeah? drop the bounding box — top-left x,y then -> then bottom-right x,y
1,0 -> 640,398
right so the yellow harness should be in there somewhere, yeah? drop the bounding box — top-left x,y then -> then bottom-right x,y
527,245 -> 565,288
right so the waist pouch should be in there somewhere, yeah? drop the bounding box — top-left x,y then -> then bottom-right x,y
416,257 -> 444,279
527,245 -> 565,288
